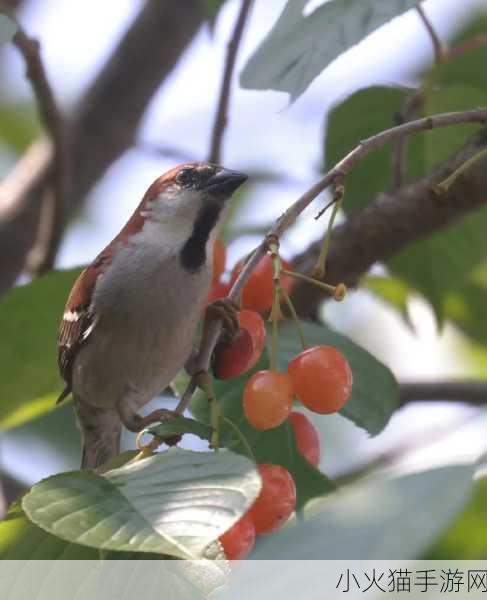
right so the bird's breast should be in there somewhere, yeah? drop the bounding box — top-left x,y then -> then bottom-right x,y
75,242 -> 211,408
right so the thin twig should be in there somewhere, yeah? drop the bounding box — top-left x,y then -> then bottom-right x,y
415,4 -> 443,64
181,107 -> 487,402
5,13 -> 70,275
391,92 -> 424,190
208,0 -> 253,164
399,381 -> 487,408
433,146 -> 487,195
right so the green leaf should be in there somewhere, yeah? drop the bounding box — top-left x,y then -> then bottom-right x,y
424,478 -> 487,559
0,268 -> 82,429
326,83 -> 487,324
388,83 -> 487,323
277,321 -> 399,436
0,15 -> 16,45
22,448 -> 261,558
190,365 -> 335,511
0,103 -> 40,152
251,464 -> 475,559
421,84 -> 487,169
363,275 -> 413,329
445,280 -> 487,346
149,416 -> 213,442
191,319 -> 397,509
0,504 -> 228,595
0,499 -> 98,559
432,14 -> 487,90
325,86 -> 424,212
240,0 -> 420,101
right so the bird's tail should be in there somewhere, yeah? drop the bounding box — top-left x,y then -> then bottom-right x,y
74,397 -> 122,470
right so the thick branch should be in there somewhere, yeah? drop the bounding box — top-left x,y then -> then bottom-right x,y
399,381 -> 487,407
0,0 -> 205,295
208,0 -> 253,164
291,128 -> 487,315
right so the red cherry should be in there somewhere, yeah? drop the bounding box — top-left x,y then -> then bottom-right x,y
214,328 -> 254,380
206,280 -> 230,305
236,310 -> 266,368
288,345 -> 352,414
288,411 -> 320,466
219,513 -> 255,560
248,464 -> 296,534
212,238 -> 226,283
230,255 -> 294,312
243,370 -> 293,430
213,310 -> 266,380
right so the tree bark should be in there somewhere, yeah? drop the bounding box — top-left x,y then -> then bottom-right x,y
0,0 -> 206,295
291,130 -> 487,315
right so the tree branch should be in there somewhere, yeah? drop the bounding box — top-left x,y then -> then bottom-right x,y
208,0 -> 253,164
181,108 -> 487,403
0,0 -> 206,295
291,127 -> 487,314
5,14 -> 70,275
399,381 -> 487,407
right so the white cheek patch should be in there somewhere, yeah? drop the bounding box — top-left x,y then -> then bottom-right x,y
136,191 -> 201,253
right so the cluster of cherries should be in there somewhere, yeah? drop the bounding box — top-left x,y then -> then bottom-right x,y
207,239 -> 353,560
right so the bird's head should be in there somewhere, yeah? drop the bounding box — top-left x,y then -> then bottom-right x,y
141,161 -> 247,225
123,162 -> 247,271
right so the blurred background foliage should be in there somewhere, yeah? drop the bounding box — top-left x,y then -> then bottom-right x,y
0,0 -> 487,561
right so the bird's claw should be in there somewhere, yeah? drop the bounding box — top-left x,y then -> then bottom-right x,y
204,298 -> 240,344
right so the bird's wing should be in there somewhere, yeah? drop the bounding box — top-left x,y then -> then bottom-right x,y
57,255 -> 110,401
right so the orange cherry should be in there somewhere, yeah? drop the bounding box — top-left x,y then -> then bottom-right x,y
288,411 -> 320,466
219,513 -> 255,560
243,370 -> 293,430
288,345 -> 352,414
248,464 -> 296,534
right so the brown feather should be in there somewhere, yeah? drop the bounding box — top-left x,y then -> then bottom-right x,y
56,163 -> 201,400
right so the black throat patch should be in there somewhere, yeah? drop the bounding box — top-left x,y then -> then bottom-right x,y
180,201 -> 222,272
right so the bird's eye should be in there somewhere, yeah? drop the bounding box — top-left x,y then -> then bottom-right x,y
176,168 -> 193,187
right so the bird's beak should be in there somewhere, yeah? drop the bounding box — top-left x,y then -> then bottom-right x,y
205,168 -> 248,196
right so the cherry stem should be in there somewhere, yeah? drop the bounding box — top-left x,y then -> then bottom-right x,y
269,242 -> 282,372
433,146 -> 487,196
281,269 -> 340,296
313,179 -> 345,279
221,415 -> 256,463
281,287 -> 308,350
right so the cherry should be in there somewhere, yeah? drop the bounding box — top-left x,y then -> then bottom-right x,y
230,254 -> 294,312
235,310 -> 266,369
219,513 -> 255,560
206,280 -> 230,305
248,464 -> 296,534
214,310 -> 266,379
288,345 -> 352,414
212,238 -> 226,283
243,370 -> 293,430
288,411 -> 320,467
214,327 -> 253,380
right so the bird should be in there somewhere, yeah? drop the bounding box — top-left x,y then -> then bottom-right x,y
57,162 -> 247,469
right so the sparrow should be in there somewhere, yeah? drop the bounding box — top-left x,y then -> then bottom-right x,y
57,162 -> 247,469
